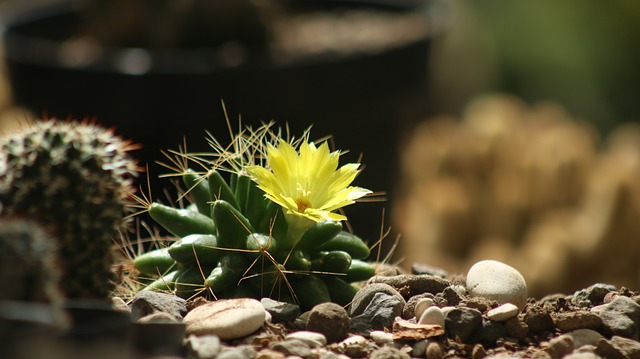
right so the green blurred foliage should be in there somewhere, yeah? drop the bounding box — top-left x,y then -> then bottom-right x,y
429,0 -> 640,133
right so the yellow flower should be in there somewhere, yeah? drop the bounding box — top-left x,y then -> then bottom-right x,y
246,139 -> 371,223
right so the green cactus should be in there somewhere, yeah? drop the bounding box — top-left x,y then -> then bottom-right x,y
0,119 -> 138,299
132,123 -> 377,310
0,217 -> 62,304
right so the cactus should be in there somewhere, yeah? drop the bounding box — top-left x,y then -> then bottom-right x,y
0,217 -> 62,304
0,119 -> 138,299
133,123 -> 377,310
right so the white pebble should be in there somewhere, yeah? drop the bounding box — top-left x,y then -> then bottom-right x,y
418,306 -> 445,327
487,303 -> 519,321
466,260 -> 528,310
412,340 -> 428,357
414,298 -> 434,319
370,331 -> 394,345
286,331 -> 327,348
440,306 -> 456,317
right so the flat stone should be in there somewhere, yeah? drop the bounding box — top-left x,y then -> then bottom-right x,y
414,297 -> 435,319
307,302 -> 350,343
269,339 -> 312,358
566,329 -> 604,349
596,336 -> 640,359
370,331 -> 394,345
350,292 -> 405,336
487,303 -> 519,321
466,260 -> 528,310
350,283 -> 405,317
131,290 -> 187,321
260,298 -> 300,324
183,298 -> 266,340
286,331 -> 327,348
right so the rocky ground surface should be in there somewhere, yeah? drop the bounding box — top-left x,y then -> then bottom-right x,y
14,260 -> 640,359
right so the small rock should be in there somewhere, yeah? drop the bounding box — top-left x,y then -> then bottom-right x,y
418,306 -> 445,328
255,348 -> 286,359
269,339 -> 312,358
471,344 -> 486,359
476,319 -> 507,344
487,303 -> 519,321
441,286 -> 464,306
566,329 -> 604,349
370,345 -> 411,359
185,335 -> 222,359
444,307 -> 482,342
466,260 -> 528,310
338,335 -> 372,358
350,283 -> 405,317
370,331 -> 394,345
552,311 -> 602,332
465,296 -> 497,313
286,331 -> 327,348
525,305 -> 555,334
412,340 -> 428,357
138,311 -> 179,323
307,302 -> 350,343
505,316 -> 529,340
571,283 -> 617,307
350,292 -> 405,336
131,290 -> 187,321
414,297 -> 435,319
596,336 -> 640,359
545,334 -> 574,359
403,293 -> 434,319
411,263 -> 448,278
216,345 -> 257,359
183,298 -> 266,340
591,296 -> 640,339
425,341 -> 445,359
367,275 -> 451,300
260,298 -> 300,324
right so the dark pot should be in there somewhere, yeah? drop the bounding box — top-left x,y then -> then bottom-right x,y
62,299 -> 132,348
0,0 -> 439,244
132,321 -> 186,356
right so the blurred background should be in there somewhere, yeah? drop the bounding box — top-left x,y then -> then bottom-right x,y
2,0 -> 640,297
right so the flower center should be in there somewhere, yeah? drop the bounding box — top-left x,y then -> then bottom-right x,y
295,198 -> 312,213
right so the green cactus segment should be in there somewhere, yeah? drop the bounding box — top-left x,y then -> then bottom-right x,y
344,259 -> 377,282
137,165 -> 374,310
149,203 -> 216,237
322,276 -> 358,307
296,220 -> 343,252
0,119 -> 138,300
213,199 -> 255,248
134,247 -> 176,276
291,275 -> 331,309
204,253 -> 247,292
209,170 -> 240,210
319,231 -> 371,259
183,170 -> 212,215
168,234 -> 225,266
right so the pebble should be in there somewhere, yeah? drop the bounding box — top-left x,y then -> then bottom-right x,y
477,319 -> 508,344
260,298 -> 301,324
414,297 -> 435,319
307,302 -> 350,343
286,331 -> 327,348
425,341 -> 445,359
368,274 -> 450,299
183,298 -> 266,340
445,307 -> 482,341
185,334 -> 222,359
412,340 -> 428,357
402,293 -> 434,319
466,260 -> 528,310
269,339 -> 312,358
338,335 -> 372,358
370,346 -> 411,359
591,295 -> 640,339
596,336 -> 640,358
487,303 -> 519,321
216,345 -> 257,359
524,305 -> 555,334
131,290 -> 187,321
369,331 -> 394,345
350,291 -> 405,336
566,329 -> 604,349
552,311 -> 602,332
418,306 -> 445,327
112,297 -> 131,313
571,283 -> 617,307
350,283 -> 405,317
545,334 -> 574,359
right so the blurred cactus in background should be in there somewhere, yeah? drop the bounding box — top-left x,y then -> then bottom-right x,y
396,94 -> 640,296
0,119 -> 138,300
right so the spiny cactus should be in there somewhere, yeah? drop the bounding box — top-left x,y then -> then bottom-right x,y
0,217 -> 62,304
132,123 -> 377,310
0,119 -> 138,299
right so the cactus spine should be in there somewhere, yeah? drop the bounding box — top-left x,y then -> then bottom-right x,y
0,119 -> 138,299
